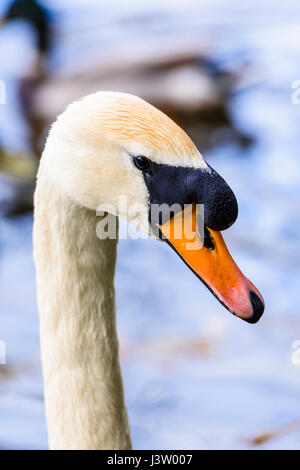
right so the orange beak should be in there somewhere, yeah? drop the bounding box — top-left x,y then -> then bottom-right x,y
159,204 -> 264,323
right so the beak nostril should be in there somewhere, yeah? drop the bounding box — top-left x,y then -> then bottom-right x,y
203,226 -> 214,250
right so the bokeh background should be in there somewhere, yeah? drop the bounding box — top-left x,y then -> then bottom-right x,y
0,0 -> 300,450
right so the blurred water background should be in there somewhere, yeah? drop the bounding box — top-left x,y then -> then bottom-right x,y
0,0 -> 300,450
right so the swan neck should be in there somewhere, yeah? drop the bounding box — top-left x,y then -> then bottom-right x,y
34,173 -> 131,450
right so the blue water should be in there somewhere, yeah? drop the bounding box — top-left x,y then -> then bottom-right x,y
0,0 -> 300,450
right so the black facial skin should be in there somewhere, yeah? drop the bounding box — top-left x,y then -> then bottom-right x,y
132,157 -> 238,234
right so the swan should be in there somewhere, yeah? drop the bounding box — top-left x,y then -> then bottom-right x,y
33,91 -> 264,450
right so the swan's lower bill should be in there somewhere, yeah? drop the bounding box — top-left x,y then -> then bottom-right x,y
159,204 -> 265,323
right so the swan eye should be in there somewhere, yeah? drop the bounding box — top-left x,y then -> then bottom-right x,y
133,156 -> 151,171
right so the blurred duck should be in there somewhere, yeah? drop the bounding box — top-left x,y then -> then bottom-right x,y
35,50 -> 251,151
2,0 -> 51,54
0,0 -> 51,214
1,0 -> 52,155
2,1 -> 250,154
34,91 -> 264,449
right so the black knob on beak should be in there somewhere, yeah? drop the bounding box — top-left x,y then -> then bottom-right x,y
202,167 -> 238,231
189,164 -> 238,231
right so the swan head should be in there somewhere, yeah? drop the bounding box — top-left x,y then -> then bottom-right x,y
42,91 -> 264,324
